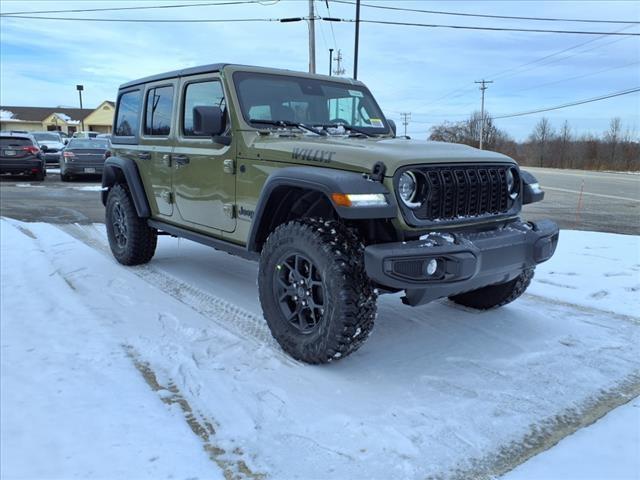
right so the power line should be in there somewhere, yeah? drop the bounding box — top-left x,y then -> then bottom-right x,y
335,18 -> 640,36
493,87 -> 640,119
516,60 -> 640,93
0,1 -> 267,16
331,0 -> 640,24
410,24 -> 636,112
1,15 -> 283,23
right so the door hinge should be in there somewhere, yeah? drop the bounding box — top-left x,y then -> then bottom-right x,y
223,159 -> 235,174
161,191 -> 174,204
223,203 -> 236,219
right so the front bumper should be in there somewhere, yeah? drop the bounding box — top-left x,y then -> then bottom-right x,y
364,219 -> 559,306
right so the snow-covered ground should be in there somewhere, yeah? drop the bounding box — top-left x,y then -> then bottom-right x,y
1,219 -> 639,480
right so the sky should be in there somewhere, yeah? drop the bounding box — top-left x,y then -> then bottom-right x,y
1,0 -> 639,141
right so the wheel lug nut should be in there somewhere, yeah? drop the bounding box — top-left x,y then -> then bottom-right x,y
293,295 -> 298,301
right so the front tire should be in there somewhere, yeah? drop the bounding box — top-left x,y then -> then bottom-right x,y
258,218 -> 377,364
105,183 -> 157,265
448,268 -> 534,310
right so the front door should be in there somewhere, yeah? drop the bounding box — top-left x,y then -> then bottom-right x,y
138,81 -> 177,217
172,75 -> 236,233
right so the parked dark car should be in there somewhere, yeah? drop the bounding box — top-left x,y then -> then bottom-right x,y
60,138 -> 111,181
0,132 -> 46,181
33,131 -> 66,165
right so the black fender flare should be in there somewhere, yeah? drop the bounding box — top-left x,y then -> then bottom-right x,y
101,156 -> 151,218
247,166 -> 397,252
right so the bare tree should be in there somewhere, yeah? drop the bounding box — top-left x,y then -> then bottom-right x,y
604,117 -> 622,168
529,117 -> 555,167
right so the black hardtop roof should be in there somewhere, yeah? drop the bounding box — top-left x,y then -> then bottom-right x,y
119,63 -> 228,90
119,63 -> 364,90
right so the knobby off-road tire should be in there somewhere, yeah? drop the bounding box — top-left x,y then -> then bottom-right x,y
448,268 -> 534,310
105,183 -> 157,266
258,218 -> 377,364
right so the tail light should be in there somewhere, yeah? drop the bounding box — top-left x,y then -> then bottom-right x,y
104,150 -> 111,159
63,151 -> 75,160
22,146 -> 40,155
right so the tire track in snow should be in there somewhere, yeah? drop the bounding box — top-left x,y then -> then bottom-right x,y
56,224 -> 299,365
125,346 -> 266,480
448,374 -> 640,480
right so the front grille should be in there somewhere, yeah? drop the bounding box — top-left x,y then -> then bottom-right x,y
408,165 -> 511,221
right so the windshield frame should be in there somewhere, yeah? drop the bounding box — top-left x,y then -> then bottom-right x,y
231,70 -> 391,136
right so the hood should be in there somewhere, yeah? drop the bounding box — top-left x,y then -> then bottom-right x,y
243,134 -> 515,176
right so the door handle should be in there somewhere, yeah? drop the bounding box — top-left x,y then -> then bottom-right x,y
137,152 -> 151,160
173,154 -> 190,166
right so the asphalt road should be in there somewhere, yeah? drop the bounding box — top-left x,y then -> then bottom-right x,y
1,166 -> 638,234
522,167 -> 639,235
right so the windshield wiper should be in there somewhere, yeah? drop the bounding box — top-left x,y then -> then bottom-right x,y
318,123 -> 373,138
250,119 -> 326,136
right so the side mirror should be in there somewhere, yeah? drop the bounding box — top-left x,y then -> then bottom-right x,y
64,139 -> 69,145
387,119 -> 397,137
40,144 -> 49,152
193,106 -> 225,137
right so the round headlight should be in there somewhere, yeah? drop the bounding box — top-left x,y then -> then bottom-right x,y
506,167 -> 519,199
398,171 -> 420,207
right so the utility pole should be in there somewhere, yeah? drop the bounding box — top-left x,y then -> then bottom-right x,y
76,84 -> 85,131
329,48 -> 333,76
333,49 -> 345,76
353,0 -> 360,79
308,0 -> 316,74
400,112 -> 411,137
474,79 -> 493,150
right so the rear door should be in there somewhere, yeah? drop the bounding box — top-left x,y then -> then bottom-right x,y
172,74 -> 236,233
138,80 -> 178,217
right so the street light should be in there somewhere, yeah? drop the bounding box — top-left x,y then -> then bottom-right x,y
76,84 -> 85,131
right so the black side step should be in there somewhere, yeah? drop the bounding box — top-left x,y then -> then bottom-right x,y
147,220 -> 259,261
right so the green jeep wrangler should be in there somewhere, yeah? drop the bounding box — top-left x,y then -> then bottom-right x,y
102,64 -> 559,363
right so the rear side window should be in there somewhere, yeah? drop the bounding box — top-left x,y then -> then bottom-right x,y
114,90 -> 141,137
0,137 -> 32,147
183,80 -> 225,136
144,85 -> 174,136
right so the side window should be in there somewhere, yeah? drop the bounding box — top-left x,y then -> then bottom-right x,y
114,90 -> 141,137
144,85 -> 174,136
183,80 -> 226,136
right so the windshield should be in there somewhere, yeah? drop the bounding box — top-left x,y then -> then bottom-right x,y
33,133 -> 61,142
68,139 -> 110,149
233,71 -> 390,135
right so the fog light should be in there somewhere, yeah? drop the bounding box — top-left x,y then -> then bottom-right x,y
425,258 -> 438,276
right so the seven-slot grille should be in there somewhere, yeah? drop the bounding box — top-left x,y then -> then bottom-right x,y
408,165 -> 511,221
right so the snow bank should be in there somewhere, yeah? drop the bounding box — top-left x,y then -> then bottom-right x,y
0,221 -> 222,479
1,219 -> 639,479
504,398 -> 640,480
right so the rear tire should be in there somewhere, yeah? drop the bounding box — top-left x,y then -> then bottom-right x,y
448,268 -> 534,310
105,183 -> 157,265
33,169 -> 45,181
60,172 -> 71,182
258,218 -> 377,363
